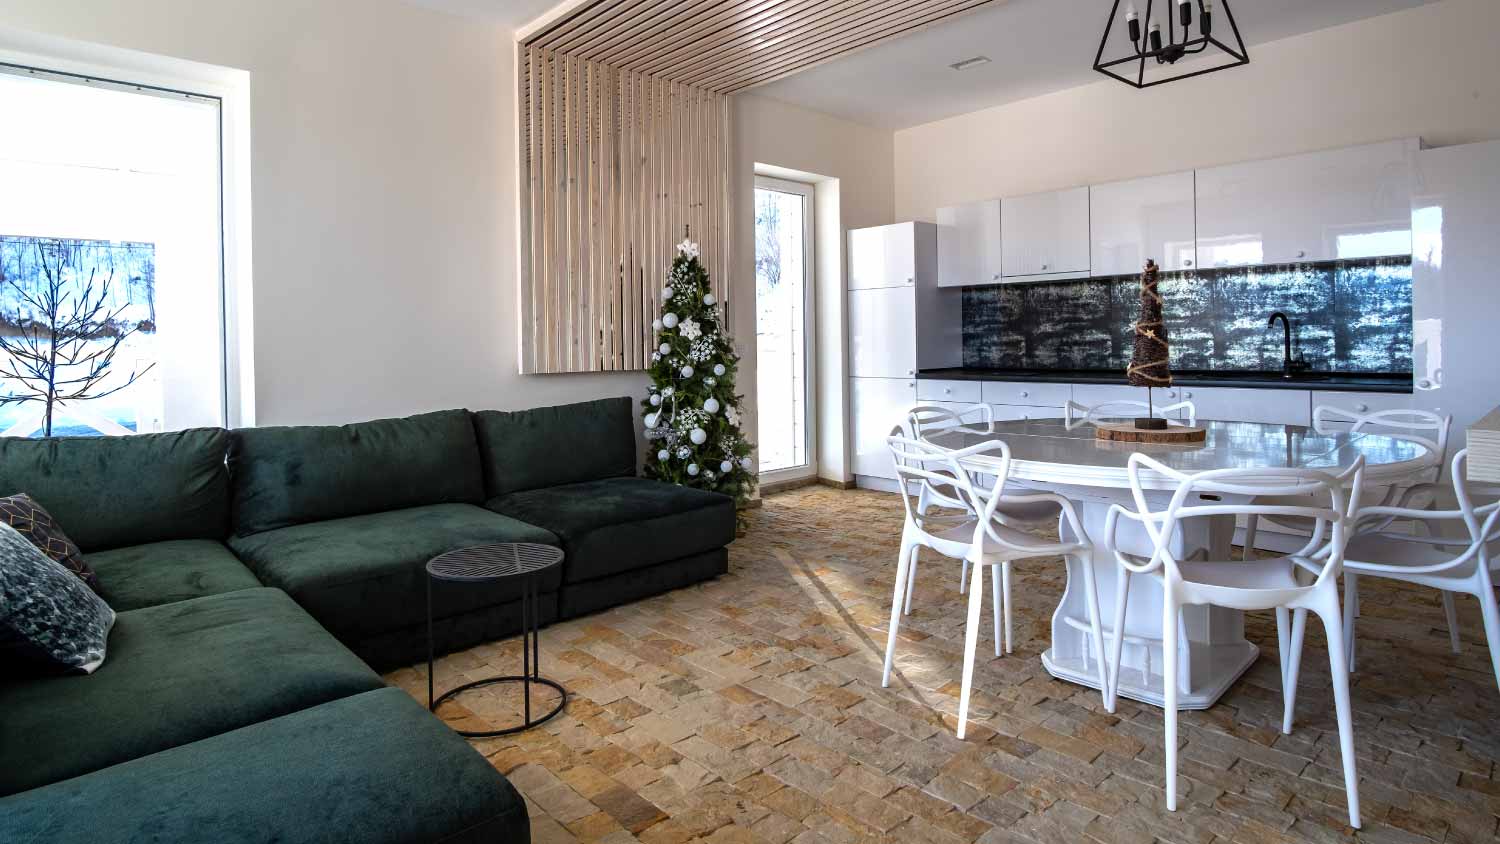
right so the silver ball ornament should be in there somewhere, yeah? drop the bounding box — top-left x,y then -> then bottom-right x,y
659,342 -> 671,355
687,464 -> 700,476
703,293 -> 717,306
690,427 -> 707,445
644,412 -> 658,429
662,287 -> 674,300
720,460 -> 733,473
740,457 -> 753,471
649,394 -> 662,407
713,364 -> 726,377
652,318 -> 663,331
681,365 -> 694,378
703,397 -> 720,414
677,447 -> 691,459
657,449 -> 670,461
662,313 -> 679,329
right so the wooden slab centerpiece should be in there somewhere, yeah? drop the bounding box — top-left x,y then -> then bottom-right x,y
1105,258 -> 1206,445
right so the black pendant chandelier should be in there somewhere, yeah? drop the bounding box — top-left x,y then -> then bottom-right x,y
1094,0 -> 1248,89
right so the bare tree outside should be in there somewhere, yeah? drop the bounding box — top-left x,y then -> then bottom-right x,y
0,240 -> 156,437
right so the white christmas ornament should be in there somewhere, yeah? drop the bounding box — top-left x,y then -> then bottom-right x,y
720,460 -> 733,473
662,287 -> 674,300
652,318 -> 663,331
679,319 -> 702,341
690,427 -> 707,445
657,449 -> 670,461
662,313 -> 679,329
659,342 -> 671,355
740,457 -> 753,471
703,293 -> 716,306
680,365 -> 694,378
725,406 -> 741,426
703,397 -> 720,414
687,463 -> 700,476
677,238 -> 700,259
644,412 -> 659,429
662,387 -> 674,398
649,394 -> 662,407
713,364 -> 726,377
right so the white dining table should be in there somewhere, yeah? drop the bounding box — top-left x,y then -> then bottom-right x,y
924,417 -> 1431,709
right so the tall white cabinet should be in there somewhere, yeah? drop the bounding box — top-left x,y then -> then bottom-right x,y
847,222 -> 960,480
1196,139 -> 1418,268
1090,171 -> 1197,275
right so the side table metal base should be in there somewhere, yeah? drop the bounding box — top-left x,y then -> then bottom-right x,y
430,675 -> 568,738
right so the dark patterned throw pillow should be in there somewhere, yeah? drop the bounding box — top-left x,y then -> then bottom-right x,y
0,493 -> 99,592
0,521 -> 115,675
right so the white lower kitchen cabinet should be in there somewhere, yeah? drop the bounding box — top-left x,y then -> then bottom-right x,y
1183,386 -> 1311,426
850,376 -> 917,480
980,380 -> 1070,408
989,404 -> 1060,422
1071,384 -> 1191,419
1313,391 -> 1413,417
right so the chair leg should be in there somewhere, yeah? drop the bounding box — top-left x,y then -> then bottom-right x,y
1477,571 -> 1500,694
1002,562 -> 1014,654
1317,594 -> 1362,830
1275,606 -> 1290,692
956,560 -> 987,740
991,561 -> 1003,657
903,547 -> 920,616
1162,593 -> 1180,813
1079,556 -> 1109,702
1243,515 -> 1259,560
1343,574 -> 1359,672
1104,567 -> 1131,713
882,540 -> 915,688
959,558 -> 969,595
1442,591 -> 1463,654
1283,608 -> 1308,735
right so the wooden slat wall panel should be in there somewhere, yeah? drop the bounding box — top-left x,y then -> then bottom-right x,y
520,45 -> 731,374
526,0 -> 1003,93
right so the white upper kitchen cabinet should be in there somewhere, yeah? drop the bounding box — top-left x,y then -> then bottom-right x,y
1001,186 -> 1090,282
1196,138 -> 1419,269
848,221 -> 923,290
1091,171 -> 1197,276
847,221 -> 959,379
937,199 -> 1003,288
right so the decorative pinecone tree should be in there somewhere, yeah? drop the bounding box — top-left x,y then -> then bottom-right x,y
1126,259 -> 1172,424
641,234 -> 756,509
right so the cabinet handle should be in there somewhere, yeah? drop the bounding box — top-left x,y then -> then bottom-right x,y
908,370 -> 915,376
944,388 -> 952,395
1020,391 -> 1029,398
906,277 -> 914,284
992,273 -> 1001,280
1296,250 -> 1306,259
1356,403 -> 1369,413
1166,390 -> 1177,398
1184,391 -> 1193,398
1418,379 -> 1433,389
1184,259 -> 1193,267
908,382 -> 915,388
1040,263 -> 1049,271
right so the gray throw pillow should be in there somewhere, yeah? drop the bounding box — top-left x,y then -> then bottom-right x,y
0,521 -> 115,675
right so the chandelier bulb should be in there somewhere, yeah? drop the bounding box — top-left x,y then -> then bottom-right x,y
1125,3 -> 1140,45
1177,0 -> 1192,28
1149,19 -> 1163,53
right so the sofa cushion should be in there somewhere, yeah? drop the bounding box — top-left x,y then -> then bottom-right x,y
229,409 -> 485,536
488,476 -> 735,585
474,396 -> 637,497
229,503 -> 561,643
0,521 -> 115,676
0,492 -> 98,591
88,539 -> 261,611
0,688 -> 529,844
0,587 -> 382,795
0,428 -> 230,551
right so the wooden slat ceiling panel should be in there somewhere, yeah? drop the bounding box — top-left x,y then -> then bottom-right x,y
524,0 -> 1004,93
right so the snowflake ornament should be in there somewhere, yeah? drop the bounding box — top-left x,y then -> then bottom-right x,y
680,319 -> 702,341
725,406 -> 742,427
677,239 -> 700,259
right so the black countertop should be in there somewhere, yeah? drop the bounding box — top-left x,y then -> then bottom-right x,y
917,368 -> 1413,394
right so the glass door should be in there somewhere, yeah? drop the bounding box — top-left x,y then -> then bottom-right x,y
754,176 -> 815,479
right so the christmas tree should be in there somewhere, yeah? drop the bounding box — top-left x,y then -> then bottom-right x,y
1125,258 -> 1172,427
642,234 -> 756,509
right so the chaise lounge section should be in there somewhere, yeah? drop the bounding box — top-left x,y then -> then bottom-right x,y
0,397 -> 737,842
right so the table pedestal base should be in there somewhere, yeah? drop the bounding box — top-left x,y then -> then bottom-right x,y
1042,641 -> 1259,710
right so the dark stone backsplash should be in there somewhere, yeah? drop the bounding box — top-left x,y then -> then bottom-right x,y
960,257 -> 1412,374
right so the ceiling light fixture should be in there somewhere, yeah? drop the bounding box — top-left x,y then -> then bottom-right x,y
1094,0 -> 1248,89
948,56 -> 992,71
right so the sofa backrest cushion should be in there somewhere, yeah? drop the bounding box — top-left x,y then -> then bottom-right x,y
473,397 -> 637,497
0,428 -> 231,551
229,410 -> 484,536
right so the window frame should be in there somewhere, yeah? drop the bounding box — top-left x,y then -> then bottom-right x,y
753,174 -> 818,483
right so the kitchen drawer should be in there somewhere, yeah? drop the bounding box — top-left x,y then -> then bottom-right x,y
1186,387 -> 1311,426
981,381 -> 1070,407
990,404 -> 1061,422
1313,391 -> 1413,418
917,379 -> 981,403
1072,384 -> 1193,418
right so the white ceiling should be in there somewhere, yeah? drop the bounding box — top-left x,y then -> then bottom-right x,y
398,0 -> 562,27
752,0 -> 1441,130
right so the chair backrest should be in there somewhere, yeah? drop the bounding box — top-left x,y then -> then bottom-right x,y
906,403 -> 993,437
1313,405 -> 1452,479
1066,399 -> 1197,427
1348,450 -> 1500,577
887,424 -> 999,528
1123,452 -> 1364,588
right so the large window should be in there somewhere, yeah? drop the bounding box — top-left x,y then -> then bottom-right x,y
754,177 -> 814,476
0,65 -> 225,437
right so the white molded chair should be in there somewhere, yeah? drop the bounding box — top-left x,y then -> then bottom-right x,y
903,405 -> 1060,616
881,430 -> 1104,738
1342,448 -> 1500,689
1064,399 -> 1198,428
1102,453 -> 1364,828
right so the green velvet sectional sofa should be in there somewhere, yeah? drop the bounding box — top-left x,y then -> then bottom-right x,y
0,397 -> 737,843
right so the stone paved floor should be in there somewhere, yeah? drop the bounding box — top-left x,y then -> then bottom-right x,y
385,486 -> 1500,844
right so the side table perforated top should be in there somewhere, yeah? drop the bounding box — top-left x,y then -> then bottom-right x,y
425,543 -> 563,583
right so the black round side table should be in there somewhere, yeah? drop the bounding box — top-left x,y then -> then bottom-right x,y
426,542 -> 567,737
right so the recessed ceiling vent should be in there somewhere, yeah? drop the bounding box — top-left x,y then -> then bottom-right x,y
948,56 -> 992,71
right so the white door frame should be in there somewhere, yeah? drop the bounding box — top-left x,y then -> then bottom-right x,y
754,174 -> 818,484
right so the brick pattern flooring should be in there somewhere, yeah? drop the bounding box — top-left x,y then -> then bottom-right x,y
384,486 -> 1500,843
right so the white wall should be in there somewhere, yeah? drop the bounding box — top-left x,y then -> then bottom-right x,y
733,95 -> 894,483
895,0 -> 1500,221
0,0 -> 646,427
